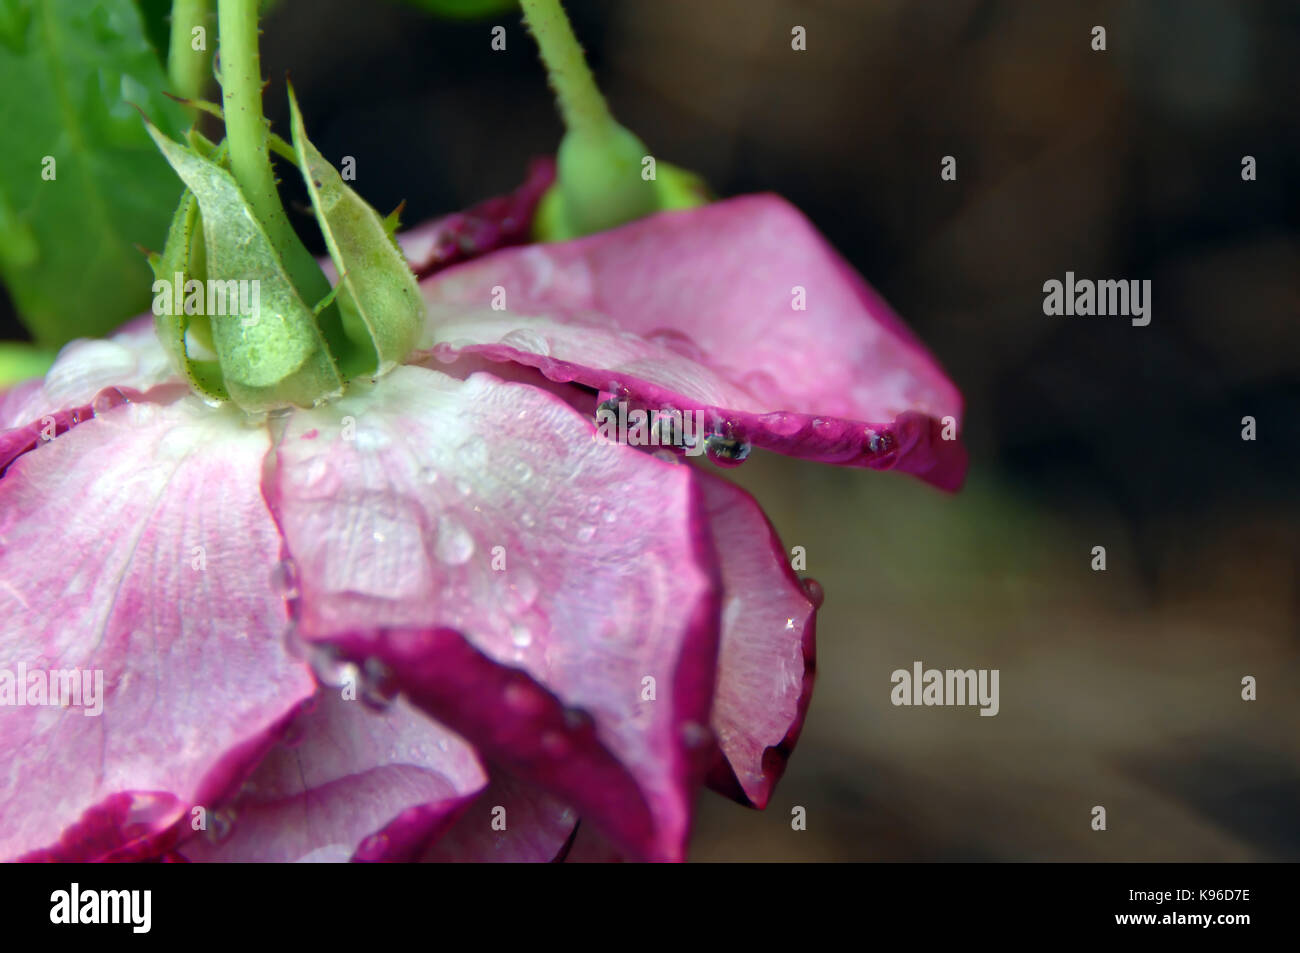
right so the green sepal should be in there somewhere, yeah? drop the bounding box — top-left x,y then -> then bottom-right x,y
145,123 -> 343,411
288,85 -> 423,376
149,189 -> 227,401
533,150 -> 712,242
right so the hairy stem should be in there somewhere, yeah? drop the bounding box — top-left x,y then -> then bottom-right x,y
518,0 -> 613,140
215,0 -> 329,302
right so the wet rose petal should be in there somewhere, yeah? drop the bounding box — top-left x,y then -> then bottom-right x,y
695,471 -> 817,808
401,158 -> 556,280
267,366 -> 720,861
0,316 -> 174,431
181,692 -> 486,862
418,194 -> 967,489
0,397 -> 315,861
422,773 -> 577,862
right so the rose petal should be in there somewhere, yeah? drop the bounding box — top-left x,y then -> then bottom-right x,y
418,194 -> 967,489
180,692 -> 487,862
422,773 -> 577,862
0,316 -> 175,431
695,471 -> 817,808
401,158 -> 556,279
0,397 -> 315,861
267,366 -> 721,861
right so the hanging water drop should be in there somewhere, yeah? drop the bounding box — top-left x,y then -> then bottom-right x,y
867,429 -> 895,455
801,576 -> 825,609
360,656 -> 398,711
206,807 -> 237,845
705,433 -> 751,467
270,559 -> 300,600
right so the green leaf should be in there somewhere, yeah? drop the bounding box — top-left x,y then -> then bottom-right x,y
146,124 -> 343,411
289,85 -> 423,376
0,0 -> 191,347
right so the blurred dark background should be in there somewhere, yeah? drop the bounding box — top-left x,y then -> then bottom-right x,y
8,0 -> 1297,859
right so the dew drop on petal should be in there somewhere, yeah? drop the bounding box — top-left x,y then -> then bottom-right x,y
866,429 -> 895,454
360,656 -> 398,711
499,328 -> 551,357
681,721 -> 711,749
505,570 -> 539,612
302,456 -> 331,490
122,791 -> 177,835
801,577 -> 826,609
270,559 -> 300,599
503,680 -> 539,714
309,646 -> 360,689
434,513 -> 476,565
705,434 -> 751,467
511,623 -> 532,648
281,623 -> 306,660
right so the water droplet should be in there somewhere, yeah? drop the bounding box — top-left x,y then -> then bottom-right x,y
681,721 -> 710,749
452,477 -> 473,499
499,328 -> 551,357
355,832 -> 389,860
511,623 -> 532,648
576,524 -> 596,543
206,807 -> 237,845
595,395 -> 620,421
418,466 -> 440,486
801,577 -> 826,609
309,646 -> 360,689
867,430 -> 895,454
504,571 -> 539,612
282,623 -> 306,659
360,657 -> 398,711
122,791 -> 178,835
520,511 -> 536,528
602,509 -> 618,524
503,679 -> 541,714
645,328 -> 705,363
270,559 -> 300,600
90,387 -> 127,416
705,434 -> 751,467
760,411 -> 804,437
303,456 -> 331,490
434,513 -> 476,565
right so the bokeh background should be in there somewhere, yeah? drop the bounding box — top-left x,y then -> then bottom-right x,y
5,0 -> 1296,860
